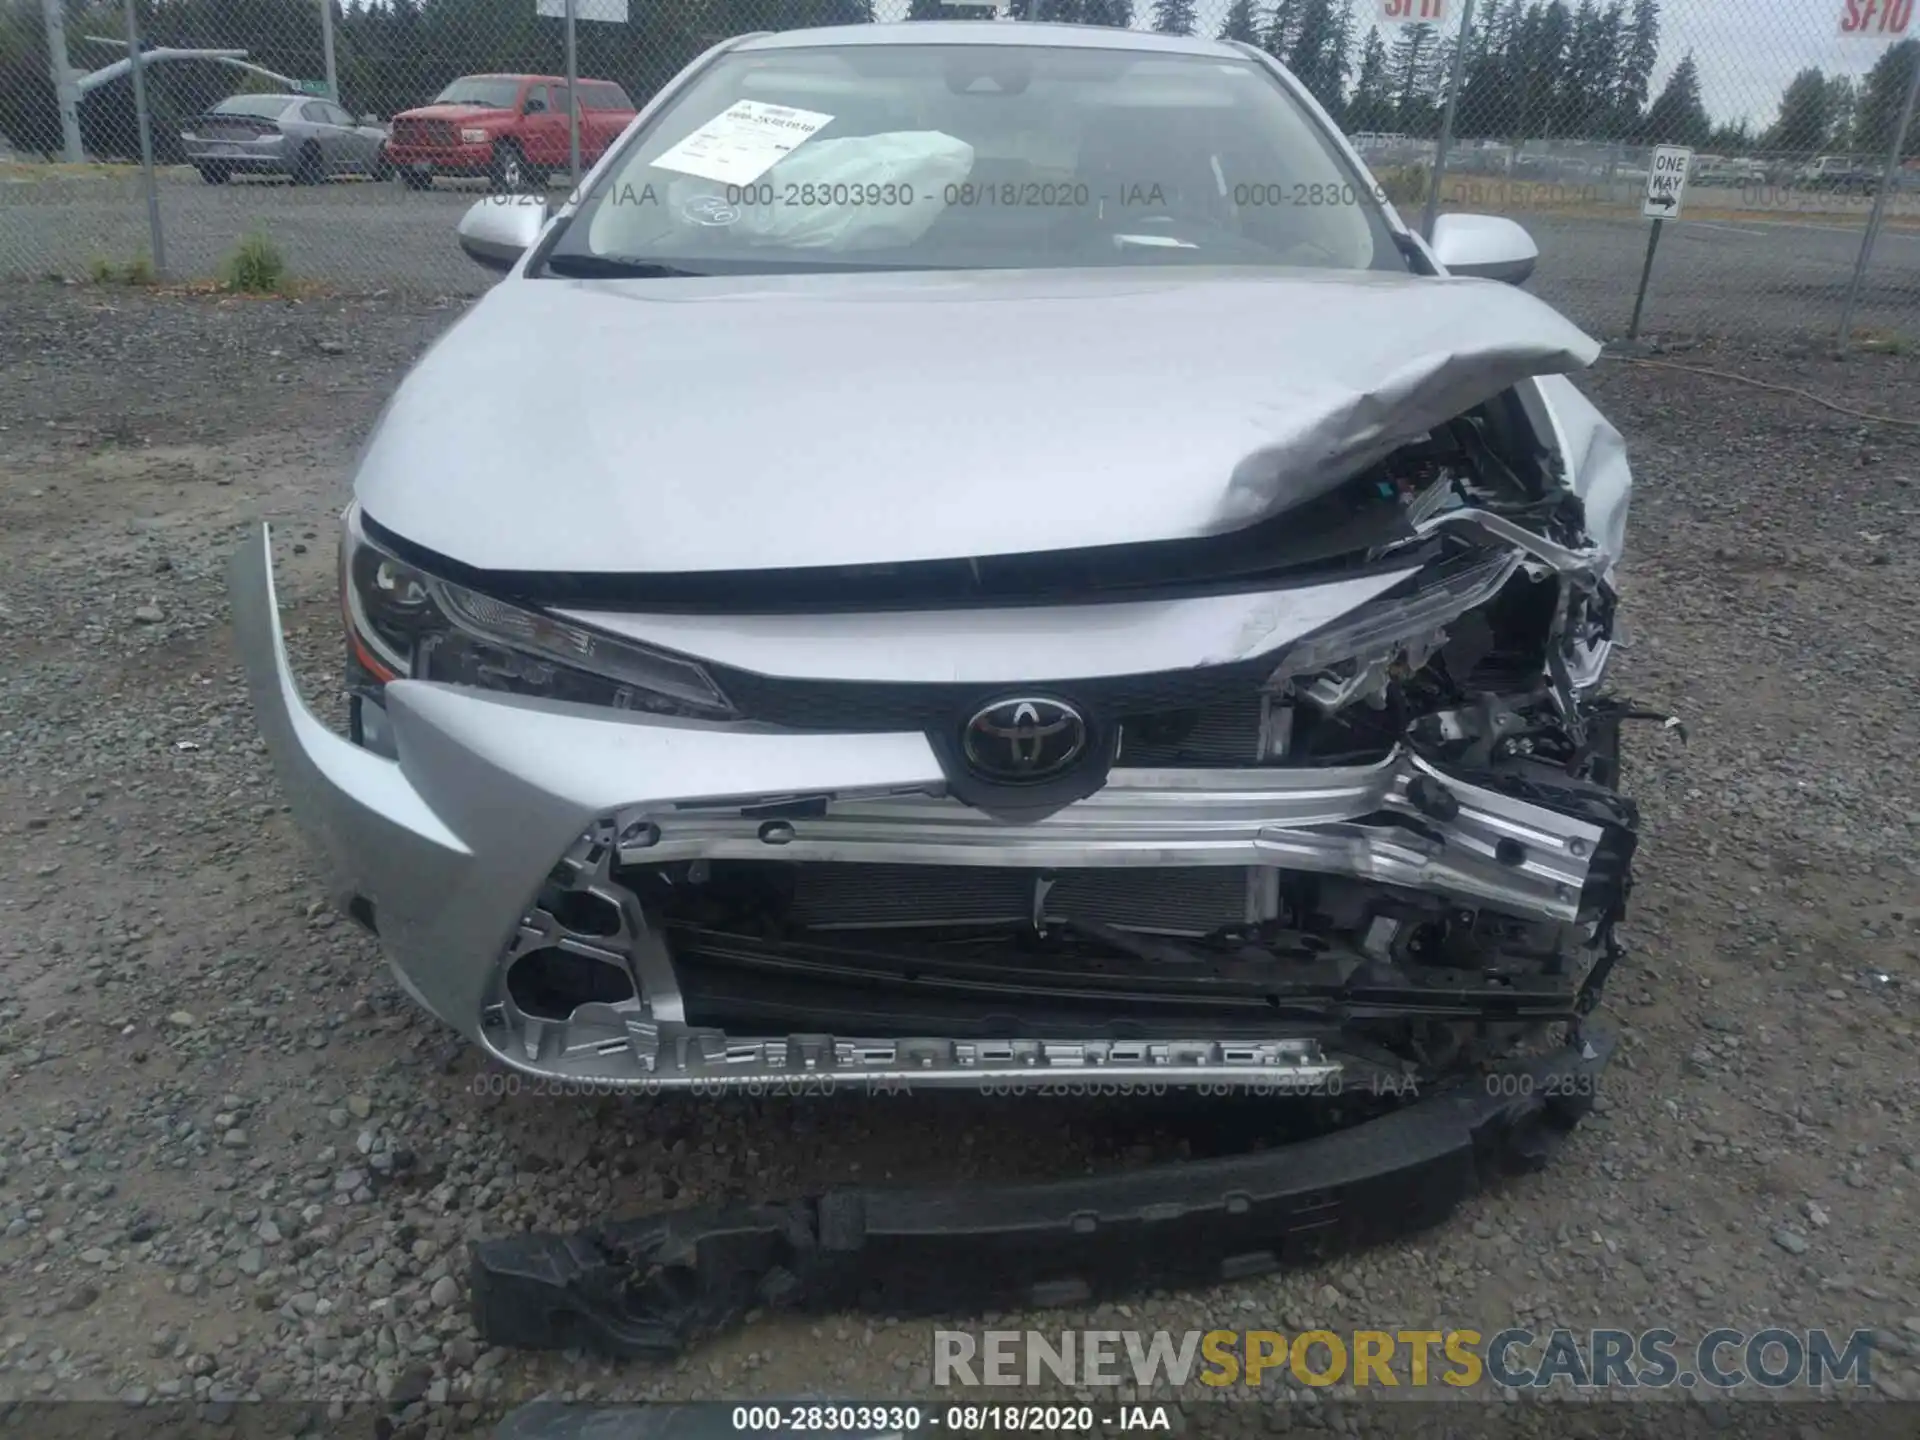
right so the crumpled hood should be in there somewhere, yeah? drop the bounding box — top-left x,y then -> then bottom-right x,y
355,266 -> 1600,575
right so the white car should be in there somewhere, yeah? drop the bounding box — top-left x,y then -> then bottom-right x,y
231,24 -> 1643,1111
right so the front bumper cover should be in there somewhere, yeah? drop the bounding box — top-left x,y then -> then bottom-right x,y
230,526 -> 1617,1091
468,1025 -> 1614,1359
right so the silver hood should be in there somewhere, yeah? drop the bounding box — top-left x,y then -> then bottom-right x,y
355,266 -> 1601,574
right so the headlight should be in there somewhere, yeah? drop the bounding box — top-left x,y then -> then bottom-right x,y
339,505 -> 735,720
460,128 -> 489,143
1267,550 -> 1521,700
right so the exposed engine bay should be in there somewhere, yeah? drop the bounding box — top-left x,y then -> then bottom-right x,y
461,382 -> 1668,1094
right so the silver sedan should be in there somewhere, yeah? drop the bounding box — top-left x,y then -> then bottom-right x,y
181,93 -> 390,185
232,23 -> 1646,1103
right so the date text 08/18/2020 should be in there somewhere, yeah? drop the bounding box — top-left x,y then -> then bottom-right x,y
727,1405 -> 1138,1435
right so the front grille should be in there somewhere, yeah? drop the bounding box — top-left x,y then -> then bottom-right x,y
393,119 -> 456,147
789,863 -> 1254,936
707,654 -> 1274,734
1115,695 -> 1266,766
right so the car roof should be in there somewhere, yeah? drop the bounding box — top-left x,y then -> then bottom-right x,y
733,21 -> 1255,60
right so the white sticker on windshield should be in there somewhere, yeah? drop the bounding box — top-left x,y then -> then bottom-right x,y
650,100 -> 835,187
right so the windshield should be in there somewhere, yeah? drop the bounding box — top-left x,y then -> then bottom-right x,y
433,78 -> 522,109
213,94 -> 298,118
548,42 -> 1404,276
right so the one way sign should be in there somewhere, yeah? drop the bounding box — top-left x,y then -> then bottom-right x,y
1642,145 -> 1692,219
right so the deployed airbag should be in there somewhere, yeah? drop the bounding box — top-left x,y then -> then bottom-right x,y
689,131 -> 975,251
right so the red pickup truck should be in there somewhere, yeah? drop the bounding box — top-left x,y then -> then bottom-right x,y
387,73 -> 637,192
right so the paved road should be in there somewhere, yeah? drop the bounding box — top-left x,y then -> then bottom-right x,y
4,169 -> 1918,340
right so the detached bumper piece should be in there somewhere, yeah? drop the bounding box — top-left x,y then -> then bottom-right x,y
468,1025 -> 1612,1359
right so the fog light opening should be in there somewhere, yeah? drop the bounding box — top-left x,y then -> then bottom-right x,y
505,946 -> 637,1021
546,889 -> 623,938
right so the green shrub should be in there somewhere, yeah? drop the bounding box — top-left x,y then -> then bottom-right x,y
222,231 -> 286,294
88,255 -> 156,285
1377,164 -> 1430,206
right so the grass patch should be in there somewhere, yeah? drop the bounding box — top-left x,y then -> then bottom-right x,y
1850,329 -> 1908,355
88,255 -> 157,285
221,231 -> 287,294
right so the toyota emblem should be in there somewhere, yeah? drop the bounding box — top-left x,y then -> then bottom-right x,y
962,697 -> 1087,783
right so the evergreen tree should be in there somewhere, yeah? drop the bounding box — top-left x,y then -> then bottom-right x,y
1151,0 -> 1198,34
1217,0 -> 1261,43
1347,26 -> 1393,132
1262,1 -> 1302,65
1286,0 -> 1348,113
1767,69 -> 1832,155
1642,50 -> 1709,146
1556,0 -> 1617,139
1614,0 -> 1659,135
1856,41 -> 1917,158
1386,22 -> 1438,130
1823,75 -> 1857,151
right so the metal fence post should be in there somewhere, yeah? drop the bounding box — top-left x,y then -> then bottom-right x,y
565,0 -> 581,191
1420,0 -> 1477,241
40,0 -> 85,162
1836,48 -> 1920,356
318,0 -> 339,102
123,0 -> 166,277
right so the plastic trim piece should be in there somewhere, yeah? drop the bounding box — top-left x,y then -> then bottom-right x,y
467,1026 -> 1613,1359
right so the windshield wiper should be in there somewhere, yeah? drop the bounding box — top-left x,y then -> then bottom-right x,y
540,254 -> 711,280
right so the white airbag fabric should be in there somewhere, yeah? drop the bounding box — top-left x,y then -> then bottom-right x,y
718,131 -> 975,250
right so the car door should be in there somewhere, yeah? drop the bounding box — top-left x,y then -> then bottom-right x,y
519,84 -> 564,171
300,102 -> 346,172
322,101 -> 376,171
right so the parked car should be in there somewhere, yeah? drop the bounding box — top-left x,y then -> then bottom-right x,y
1692,156 -> 1765,187
231,26 -> 1646,1119
386,74 -> 637,191
180,92 -> 390,185
1797,154 -> 1878,193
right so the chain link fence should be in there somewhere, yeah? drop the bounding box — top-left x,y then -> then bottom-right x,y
2,0 -> 1916,344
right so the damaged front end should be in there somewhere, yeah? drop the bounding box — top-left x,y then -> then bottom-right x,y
411,383 -> 1656,1100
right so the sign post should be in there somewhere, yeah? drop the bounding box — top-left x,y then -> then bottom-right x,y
1627,144 -> 1690,342
1419,0 -> 1476,240
317,0 -> 337,101
123,1 -> 165,277
1377,0 -> 1455,238
535,0 -> 627,196
1835,0 -> 1918,354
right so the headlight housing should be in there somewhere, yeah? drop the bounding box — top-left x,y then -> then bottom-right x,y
340,505 -> 736,720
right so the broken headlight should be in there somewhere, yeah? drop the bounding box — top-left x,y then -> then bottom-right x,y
339,504 -> 736,719
1267,549 -> 1521,710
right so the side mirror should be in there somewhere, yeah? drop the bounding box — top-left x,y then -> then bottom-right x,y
1427,212 -> 1538,286
360,113 -> 380,126
524,98 -> 547,114
457,195 -> 548,274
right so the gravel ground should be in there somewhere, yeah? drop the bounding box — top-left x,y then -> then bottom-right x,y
0,280 -> 1918,1437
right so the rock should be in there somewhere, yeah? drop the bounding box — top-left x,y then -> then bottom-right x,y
165,1011 -> 197,1029
347,1095 -> 372,1119
133,604 -> 165,625
429,1275 -> 461,1308
1773,1229 -> 1810,1256
384,1364 -> 433,1406
222,1129 -> 249,1149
